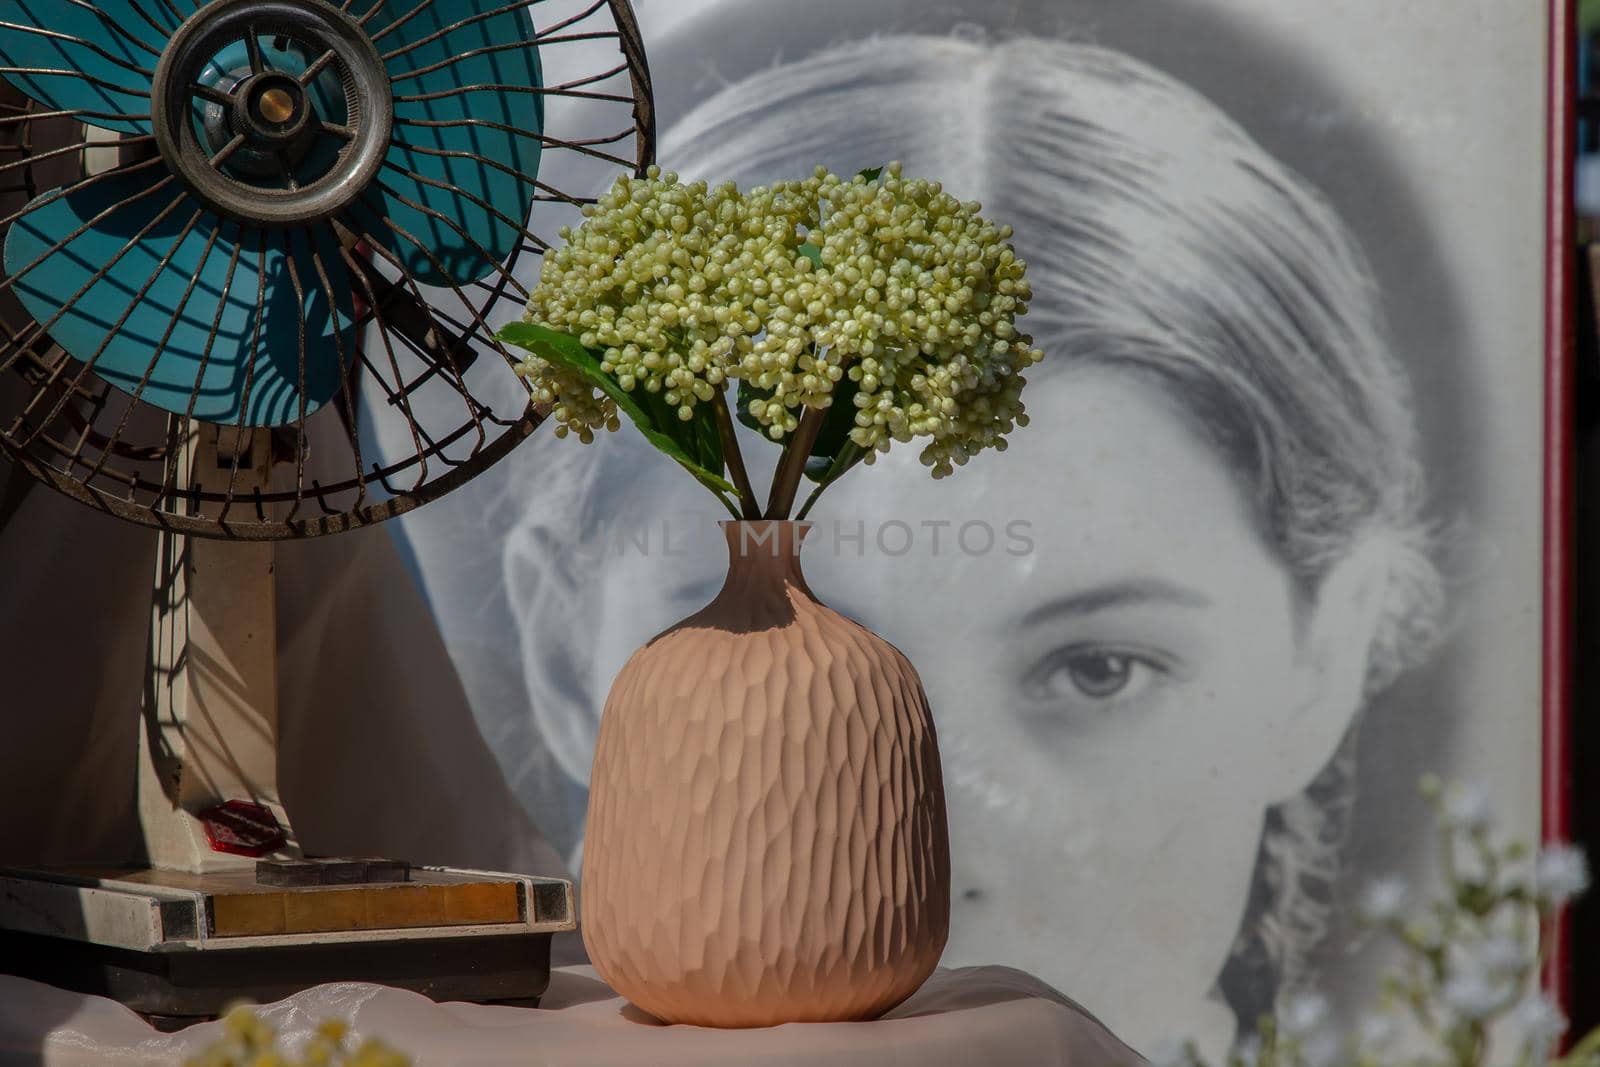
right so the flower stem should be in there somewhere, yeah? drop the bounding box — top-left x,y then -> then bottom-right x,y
712,387 -> 761,519
766,405 -> 827,519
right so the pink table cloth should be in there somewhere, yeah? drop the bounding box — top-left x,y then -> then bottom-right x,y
0,965 -> 1143,1066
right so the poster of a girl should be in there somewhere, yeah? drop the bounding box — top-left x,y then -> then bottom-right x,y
502,30 -> 1446,1052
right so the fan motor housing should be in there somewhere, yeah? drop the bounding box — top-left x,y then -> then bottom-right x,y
151,0 -> 394,228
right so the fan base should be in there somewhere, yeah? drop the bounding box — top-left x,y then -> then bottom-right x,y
0,863 -> 575,1021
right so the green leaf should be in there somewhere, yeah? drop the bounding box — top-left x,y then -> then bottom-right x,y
857,165 -> 884,183
497,321 -> 734,495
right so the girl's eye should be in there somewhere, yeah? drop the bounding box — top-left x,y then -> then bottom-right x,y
1022,648 -> 1166,706
1059,653 -> 1137,698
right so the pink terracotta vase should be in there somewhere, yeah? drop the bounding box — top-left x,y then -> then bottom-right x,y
580,520 -> 950,1027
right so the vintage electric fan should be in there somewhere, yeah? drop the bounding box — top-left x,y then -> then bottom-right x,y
0,0 -> 652,1021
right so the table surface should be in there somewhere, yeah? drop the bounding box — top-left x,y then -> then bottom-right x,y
0,964 -> 1144,1067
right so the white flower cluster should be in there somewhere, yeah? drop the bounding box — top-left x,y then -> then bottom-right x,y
1510,995 -> 1570,1061
1154,778 -> 1597,1067
1357,876 -> 1408,924
516,163 -> 1042,475
738,164 -> 1042,476
1442,783 -> 1494,833
1441,933 -> 1528,1021
1534,843 -> 1591,906
1279,994 -> 1341,1067
516,168 -> 745,441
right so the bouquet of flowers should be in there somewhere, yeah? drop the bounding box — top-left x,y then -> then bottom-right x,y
497,163 -> 1042,519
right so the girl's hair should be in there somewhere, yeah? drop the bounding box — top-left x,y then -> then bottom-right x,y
507,32 -> 1444,1029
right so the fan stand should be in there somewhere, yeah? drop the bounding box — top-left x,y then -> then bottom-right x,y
139,423 -> 298,874
0,422 -> 576,1027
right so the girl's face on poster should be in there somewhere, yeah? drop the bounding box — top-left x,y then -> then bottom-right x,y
583,365 -> 1380,1043
815,367 -> 1379,1039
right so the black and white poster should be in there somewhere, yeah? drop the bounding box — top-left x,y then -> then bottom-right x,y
385,1 -> 1556,1051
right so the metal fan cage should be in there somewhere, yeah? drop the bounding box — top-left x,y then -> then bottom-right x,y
0,0 -> 653,539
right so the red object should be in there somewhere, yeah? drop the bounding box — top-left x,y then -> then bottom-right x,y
198,800 -> 287,857
1542,0 -> 1576,1012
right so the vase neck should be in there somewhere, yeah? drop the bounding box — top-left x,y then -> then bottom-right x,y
716,521 -> 816,609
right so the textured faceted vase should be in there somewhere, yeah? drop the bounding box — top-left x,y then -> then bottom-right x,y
581,520 -> 950,1027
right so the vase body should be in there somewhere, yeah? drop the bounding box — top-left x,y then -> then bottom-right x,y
581,520 -> 950,1027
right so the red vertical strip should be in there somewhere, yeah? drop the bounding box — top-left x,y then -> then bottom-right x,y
1543,0 -> 1577,1011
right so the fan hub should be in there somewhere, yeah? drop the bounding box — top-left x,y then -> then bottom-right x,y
196,69 -> 320,179
240,75 -> 311,141
151,0 -> 393,227
255,85 -> 300,128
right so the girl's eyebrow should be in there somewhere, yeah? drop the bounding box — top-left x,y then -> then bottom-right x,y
1021,578 -> 1213,624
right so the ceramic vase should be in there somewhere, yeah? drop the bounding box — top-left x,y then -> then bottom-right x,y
580,519 -> 950,1027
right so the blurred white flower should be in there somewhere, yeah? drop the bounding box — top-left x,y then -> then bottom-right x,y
1404,915 -> 1444,951
1442,966 -> 1515,1020
1510,994 -> 1569,1058
1534,842 -> 1591,906
1146,778 -> 1599,1067
1358,876 -> 1408,923
1442,784 -> 1493,831
1281,992 -> 1330,1040
1464,932 -> 1532,978
1357,1012 -> 1399,1052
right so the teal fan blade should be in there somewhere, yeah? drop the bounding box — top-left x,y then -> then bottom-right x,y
3,170 -> 350,426
355,1 -> 544,289
0,0 -> 171,134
